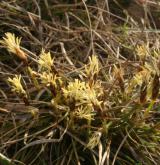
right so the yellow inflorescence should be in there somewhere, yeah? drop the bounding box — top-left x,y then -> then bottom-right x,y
40,72 -> 62,87
136,44 -> 149,59
0,32 -> 27,61
85,55 -> 99,77
38,49 -> 54,72
73,105 -> 94,120
63,79 -> 102,107
8,75 -> 26,96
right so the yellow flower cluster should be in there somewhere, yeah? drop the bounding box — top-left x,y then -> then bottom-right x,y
38,49 -> 54,72
0,32 -> 27,61
133,69 -> 150,86
136,44 -> 149,59
8,75 -> 26,96
87,131 -> 102,149
73,105 -> 95,121
40,72 -> 62,87
85,55 -> 99,78
63,79 -> 102,107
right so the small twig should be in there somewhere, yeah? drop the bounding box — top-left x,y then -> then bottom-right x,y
60,42 -> 75,68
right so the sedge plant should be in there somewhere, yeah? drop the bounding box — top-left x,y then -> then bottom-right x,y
1,31 -> 160,165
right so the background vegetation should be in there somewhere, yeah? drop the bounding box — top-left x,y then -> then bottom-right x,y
0,0 -> 160,164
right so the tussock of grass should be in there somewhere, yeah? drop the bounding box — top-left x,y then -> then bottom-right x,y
0,0 -> 160,165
